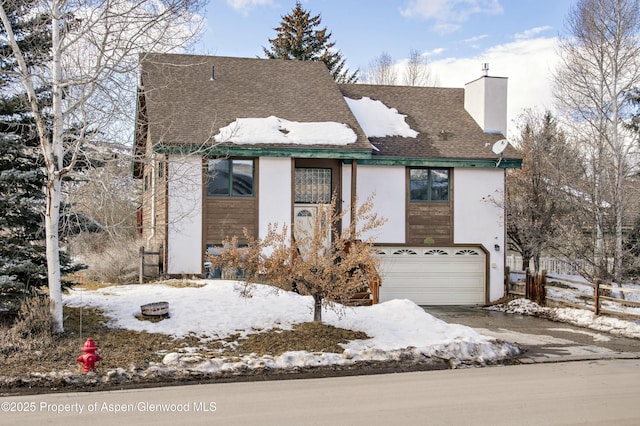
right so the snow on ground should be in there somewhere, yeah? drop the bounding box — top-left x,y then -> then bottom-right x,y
63,280 -> 519,374
489,298 -> 640,340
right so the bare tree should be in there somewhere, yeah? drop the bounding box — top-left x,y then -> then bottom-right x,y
365,52 -> 397,85
554,0 -> 640,281
0,0 -> 203,332
506,110 -> 585,272
403,49 -> 439,86
209,195 -> 386,323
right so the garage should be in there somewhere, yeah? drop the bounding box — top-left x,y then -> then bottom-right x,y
375,246 -> 487,305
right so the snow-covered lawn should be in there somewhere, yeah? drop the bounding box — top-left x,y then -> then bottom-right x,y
63,280 -> 520,374
489,298 -> 640,339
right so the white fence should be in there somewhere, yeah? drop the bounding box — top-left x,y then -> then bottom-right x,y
506,255 -> 613,276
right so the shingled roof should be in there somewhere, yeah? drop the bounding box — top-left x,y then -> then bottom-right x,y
339,84 -> 520,161
137,53 -> 371,153
136,53 -> 521,168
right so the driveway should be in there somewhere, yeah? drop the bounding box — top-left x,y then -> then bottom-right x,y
423,305 -> 640,363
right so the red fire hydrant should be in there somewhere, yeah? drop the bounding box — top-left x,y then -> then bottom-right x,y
77,338 -> 102,373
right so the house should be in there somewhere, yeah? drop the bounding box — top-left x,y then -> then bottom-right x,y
134,53 -> 522,305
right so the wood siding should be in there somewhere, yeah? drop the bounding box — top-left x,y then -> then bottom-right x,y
205,197 -> 258,244
405,168 -> 453,245
406,202 -> 452,245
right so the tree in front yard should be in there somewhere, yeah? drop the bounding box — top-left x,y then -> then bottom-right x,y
0,0 -> 203,332
208,195 -> 386,323
0,1 -> 80,313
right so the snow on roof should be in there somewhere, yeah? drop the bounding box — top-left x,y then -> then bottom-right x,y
214,116 -> 357,145
344,96 -> 418,138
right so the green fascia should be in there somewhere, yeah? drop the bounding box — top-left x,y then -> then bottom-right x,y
353,157 -> 522,169
153,144 -> 372,160
153,144 -> 522,168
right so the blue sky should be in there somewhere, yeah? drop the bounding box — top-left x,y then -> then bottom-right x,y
194,0 -> 578,137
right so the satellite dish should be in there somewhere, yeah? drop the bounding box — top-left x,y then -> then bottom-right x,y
491,139 -> 509,155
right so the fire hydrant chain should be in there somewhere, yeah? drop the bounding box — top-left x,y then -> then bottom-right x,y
77,338 -> 102,373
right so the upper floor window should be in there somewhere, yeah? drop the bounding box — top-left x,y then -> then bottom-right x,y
409,168 -> 449,202
207,158 -> 254,196
295,168 -> 332,203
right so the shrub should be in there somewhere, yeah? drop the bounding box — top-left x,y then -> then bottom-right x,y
72,234 -> 140,284
0,295 -> 53,357
208,194 -> 386,323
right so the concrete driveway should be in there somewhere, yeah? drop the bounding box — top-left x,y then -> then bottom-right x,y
423,305 -> 640,363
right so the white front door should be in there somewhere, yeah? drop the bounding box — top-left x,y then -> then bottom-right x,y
294,205 -> 331,257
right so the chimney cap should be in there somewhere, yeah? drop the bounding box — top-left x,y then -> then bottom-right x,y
482,63 -> 489,76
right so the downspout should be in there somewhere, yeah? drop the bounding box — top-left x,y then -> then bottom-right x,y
351,160 -> 357,228
146,157 -> 156,247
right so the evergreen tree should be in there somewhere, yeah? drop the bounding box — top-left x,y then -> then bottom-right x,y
263,1 -> 358,83
0,1 -> 78,312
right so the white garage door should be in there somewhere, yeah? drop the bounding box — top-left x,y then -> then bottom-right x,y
376,246 -> 486,305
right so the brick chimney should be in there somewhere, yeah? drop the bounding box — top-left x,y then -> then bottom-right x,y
464,63 -> 508,137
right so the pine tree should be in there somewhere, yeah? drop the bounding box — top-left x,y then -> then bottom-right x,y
263,1 -> 358,83
0,1 -> 78,312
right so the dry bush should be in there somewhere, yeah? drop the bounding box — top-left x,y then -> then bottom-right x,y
72,234 -> 141,284
208,194 -> 386,322
0,295 -> 53,357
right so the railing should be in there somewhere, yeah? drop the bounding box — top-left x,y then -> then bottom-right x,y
506,255 -> 613,277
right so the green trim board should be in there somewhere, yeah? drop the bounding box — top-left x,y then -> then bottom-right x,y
348,157 -> 522,169
153,144 -> 372,160
153,144 -> 522,168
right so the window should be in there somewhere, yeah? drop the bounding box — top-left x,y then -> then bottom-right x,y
295,168 -> 332,203
409,168 -> 449,202
207,159 -> 254,196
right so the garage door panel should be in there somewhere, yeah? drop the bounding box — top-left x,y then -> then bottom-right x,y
376,246 -> 486,305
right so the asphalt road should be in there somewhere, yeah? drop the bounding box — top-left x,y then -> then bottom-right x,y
423,305 -> 640,363
1,360 -> 639,425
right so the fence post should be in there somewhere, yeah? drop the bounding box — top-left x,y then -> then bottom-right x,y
594,279 -> 600,316
505,266 -> 510,296
139,246 -> 145,284
540,270 -> 547,306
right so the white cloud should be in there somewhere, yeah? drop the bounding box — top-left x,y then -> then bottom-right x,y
464,34 -> 489,44
428,47 -> 447,56
226,0 -> 274,14
514,26 -> 553,40
401,0 -> 503,34
426,37 -> 561,138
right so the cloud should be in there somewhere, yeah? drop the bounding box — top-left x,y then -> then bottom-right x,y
226,0 -> 274,14
401,0 -> 504,34
464,34 -> 489,49
464,34 -> 489,44
427,47 -> 446,56
514,26 -> 553,40
426,37 -> 561,137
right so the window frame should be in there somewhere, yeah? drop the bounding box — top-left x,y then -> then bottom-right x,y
206,158 -> 255,197
409,167 -> 450,202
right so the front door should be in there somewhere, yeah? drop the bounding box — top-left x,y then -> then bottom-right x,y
293,162 -> 340,254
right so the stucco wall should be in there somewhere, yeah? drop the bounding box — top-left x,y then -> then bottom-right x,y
464,76 -> 508,137
259,157 -> 292,239
167,155 -> 203,275
453,168 -> 506,301
347,164 -> 405,244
